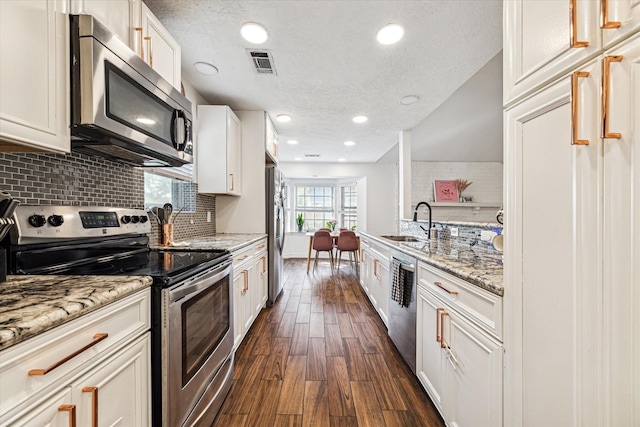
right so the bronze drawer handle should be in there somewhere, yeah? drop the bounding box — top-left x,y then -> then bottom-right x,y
434,281 -> 458,295
58,404 -> 77,427
82,386 -> 99,427
28,333 -> 108,376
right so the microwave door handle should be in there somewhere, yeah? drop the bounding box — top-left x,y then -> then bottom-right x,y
182,114 -> 191,152
170,109 -> 180,149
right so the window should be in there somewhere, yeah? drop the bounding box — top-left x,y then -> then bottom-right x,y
294,186 -> 335,231
339,185 -> 358,230
144,172 -> 196,212
286,181 -> 358,232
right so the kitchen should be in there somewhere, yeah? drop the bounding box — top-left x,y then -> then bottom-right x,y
0,1 -> 638,426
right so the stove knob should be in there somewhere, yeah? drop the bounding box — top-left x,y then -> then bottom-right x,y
47,214 -> 64,227
139,215 -> 149,223
28,214 -> 46,228
131,215 -> 140,224
121,215 -> 131,224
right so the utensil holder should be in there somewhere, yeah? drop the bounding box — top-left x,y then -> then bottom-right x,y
161,224 -> 173,246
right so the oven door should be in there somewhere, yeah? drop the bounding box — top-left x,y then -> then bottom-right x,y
164,259 -> 233,427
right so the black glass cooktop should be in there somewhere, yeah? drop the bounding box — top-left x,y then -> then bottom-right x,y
8,235 -> 230,287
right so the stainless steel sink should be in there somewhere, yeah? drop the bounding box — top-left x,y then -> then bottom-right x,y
381,235 -> 420,242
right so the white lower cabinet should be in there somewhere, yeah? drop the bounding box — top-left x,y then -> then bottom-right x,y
359,238 -> 390,327
232,238 -> 268,349
72,334 -> 150,427
417,267 -> 503,427
0,289 -> 151,426
253,249 -> 268,317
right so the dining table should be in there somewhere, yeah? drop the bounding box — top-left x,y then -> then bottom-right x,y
305,231 -> 360,273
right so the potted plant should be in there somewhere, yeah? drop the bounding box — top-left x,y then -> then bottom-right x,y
296,213 -> 305,232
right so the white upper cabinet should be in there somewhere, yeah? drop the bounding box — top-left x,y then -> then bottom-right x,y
265,113 -> 278,164
504,0 -> 601,105
0,0 -> 70,153
139,1 -> 181,90
72,0 -> 182,91
72,0 -> 135,47
197,105 -> 242,196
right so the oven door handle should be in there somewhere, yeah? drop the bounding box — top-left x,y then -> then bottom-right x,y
169,260 -> 232,303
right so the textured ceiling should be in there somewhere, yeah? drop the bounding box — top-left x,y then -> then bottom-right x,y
144,0 -> 503,163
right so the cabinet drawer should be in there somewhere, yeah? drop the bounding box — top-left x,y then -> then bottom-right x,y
0,289 -> 150,418
417,262 -> 502,341
233,246 -> 255,270
368,240 -> 390,264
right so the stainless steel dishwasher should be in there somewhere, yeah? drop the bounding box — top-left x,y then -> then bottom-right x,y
388,249 -> 418,374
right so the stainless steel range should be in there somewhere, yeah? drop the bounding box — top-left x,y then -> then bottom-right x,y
4,205 -> 234,427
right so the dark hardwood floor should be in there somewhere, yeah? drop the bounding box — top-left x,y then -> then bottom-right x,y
213,258 -> 444,427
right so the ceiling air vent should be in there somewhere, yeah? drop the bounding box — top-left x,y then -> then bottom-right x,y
304,154 -> 321,158
247,50 -> 277,75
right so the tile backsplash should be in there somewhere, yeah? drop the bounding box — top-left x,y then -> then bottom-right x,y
0,152 -> 216,241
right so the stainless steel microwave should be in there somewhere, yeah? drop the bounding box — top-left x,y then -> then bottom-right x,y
70,14 -> 193,167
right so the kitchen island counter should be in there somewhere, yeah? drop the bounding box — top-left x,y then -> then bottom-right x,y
0,275 -> 152,350
361,232 -> 503,297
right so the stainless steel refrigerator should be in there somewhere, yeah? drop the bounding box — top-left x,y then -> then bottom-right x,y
266,166 -> 285,305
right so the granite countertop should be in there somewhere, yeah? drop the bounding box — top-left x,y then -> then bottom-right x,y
153,233 -> 267,252
0,275 -> 153,350
361,232 -> 504,297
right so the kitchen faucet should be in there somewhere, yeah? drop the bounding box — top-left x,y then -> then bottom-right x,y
413,201 -> 432,239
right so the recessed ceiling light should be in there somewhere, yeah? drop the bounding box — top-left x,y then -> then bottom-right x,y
276,114 -> 292,123
400,95 -> 420,105
344,141 -> 356,146
294,157 -> 302,161
193,62 -> 219,75
377,23 -> 404,45
241,22 -> 268,44
352,115 -> 368,123
136,117 -> 156,125
287,140 -> 298,145
338,158 -> 346,162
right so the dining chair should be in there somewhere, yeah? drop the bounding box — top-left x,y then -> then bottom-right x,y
319,228 -> 331,232
336,230 -> 359,270
312,230 -> 335,270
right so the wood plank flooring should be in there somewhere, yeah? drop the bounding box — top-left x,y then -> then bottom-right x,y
213,259 -> 444,427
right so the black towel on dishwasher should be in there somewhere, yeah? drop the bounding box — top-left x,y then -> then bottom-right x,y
391,259 -> 411,307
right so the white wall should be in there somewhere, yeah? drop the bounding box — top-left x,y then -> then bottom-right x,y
411,161 -> 503,222
279,161 -> 396,258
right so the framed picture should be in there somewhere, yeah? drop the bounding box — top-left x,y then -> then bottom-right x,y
433,180 -> 459,202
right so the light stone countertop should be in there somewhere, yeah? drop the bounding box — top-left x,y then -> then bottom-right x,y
154,233 -> 267,252
0,275 -> 152,350
361,232 -> 504,297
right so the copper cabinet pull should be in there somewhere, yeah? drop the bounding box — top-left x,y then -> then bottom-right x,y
570,0 -> 589,48
229,173 -> 234,191
436,308 -> 444,343
58,404 -> 77,427
28,333 -> 108,376
257,244 -> 265,250
241,270 -> 249,294
434,281 -> 458,295
373,259 -> 378,278
134,27 -> 144,59
144,36 -> 153,66
440,311 -> 449,349
600,0 -> 621,29
602,55 -> 623,139
261,256 -> 267,274
82,386 -> 99,427
571,71 -> 590,145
